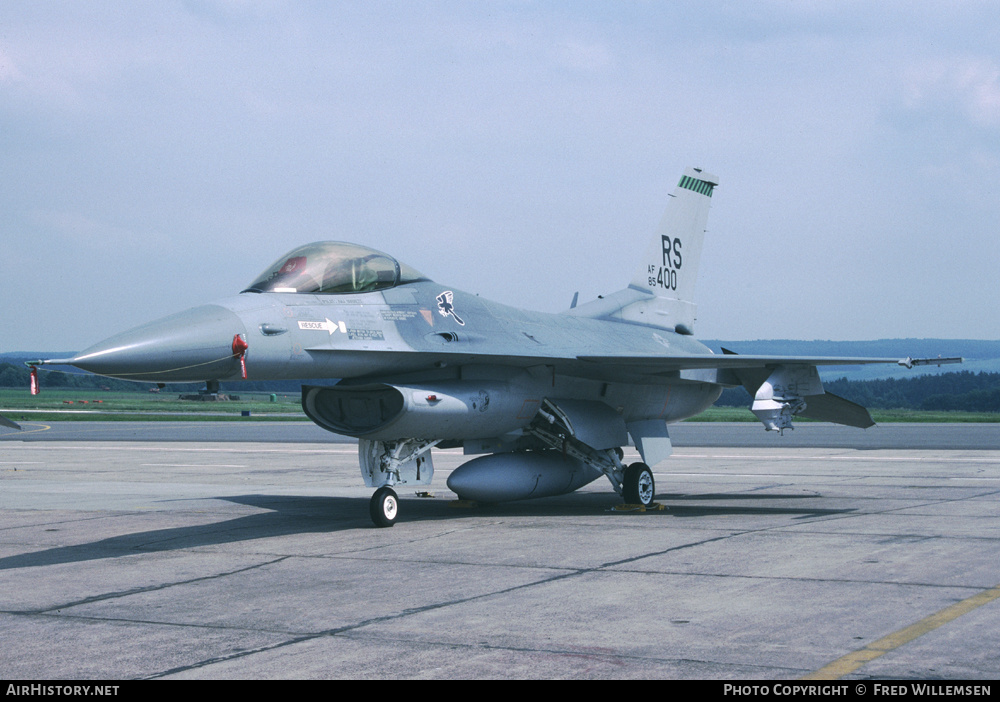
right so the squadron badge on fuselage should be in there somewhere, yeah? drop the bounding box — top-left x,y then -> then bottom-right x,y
436,291 -> 465,326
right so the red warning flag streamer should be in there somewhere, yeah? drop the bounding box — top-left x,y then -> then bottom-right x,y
232,334 -> 249,380
30,366 -> 39,395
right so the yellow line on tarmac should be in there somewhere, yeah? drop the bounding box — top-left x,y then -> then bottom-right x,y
3,422 -> 52,436
803,583 -> 1000,679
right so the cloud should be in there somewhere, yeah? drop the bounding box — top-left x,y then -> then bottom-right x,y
904,56 -> 1000,127
0,46 -> 24,83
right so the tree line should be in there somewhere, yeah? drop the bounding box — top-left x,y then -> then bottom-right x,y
0,362 -> 302,394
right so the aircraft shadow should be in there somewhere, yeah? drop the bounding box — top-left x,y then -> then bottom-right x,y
1,494 -> 364,571
0,491 -> 852,571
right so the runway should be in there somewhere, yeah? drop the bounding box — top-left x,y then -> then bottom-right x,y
4,419 -> 999,449
1,422 -> 999,679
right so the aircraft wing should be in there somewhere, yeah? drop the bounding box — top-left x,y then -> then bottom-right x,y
577,354 -> 907,371
578,352 -> 965,375
301,347 -> 960,379
578,352 -> 961,431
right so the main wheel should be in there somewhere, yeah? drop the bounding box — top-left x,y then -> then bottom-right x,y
622,462 -> 655,506
370,486 -> 399,527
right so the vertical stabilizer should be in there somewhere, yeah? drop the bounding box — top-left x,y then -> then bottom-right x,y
569,167 -> 717,334
626,167 -> 717,333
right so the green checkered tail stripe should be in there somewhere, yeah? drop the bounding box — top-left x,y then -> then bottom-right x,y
678,175 -> 714,197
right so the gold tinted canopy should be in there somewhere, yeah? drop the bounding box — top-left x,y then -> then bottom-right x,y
245,242 -> 427,294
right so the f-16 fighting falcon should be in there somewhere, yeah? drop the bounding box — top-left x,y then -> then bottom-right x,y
28,169 -> 960,526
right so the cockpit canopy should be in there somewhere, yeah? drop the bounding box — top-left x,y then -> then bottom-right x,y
244,242 -> 428,294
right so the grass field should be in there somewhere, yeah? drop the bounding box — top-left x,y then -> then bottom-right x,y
0,388 -> 304,422
690,406 -> 1000,423
2,388 -> 998,423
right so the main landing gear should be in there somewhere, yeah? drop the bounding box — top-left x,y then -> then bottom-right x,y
525,401 -> 657,509
622,462 -> 655,507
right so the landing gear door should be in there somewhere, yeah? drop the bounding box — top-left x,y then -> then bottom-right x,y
541,399 -> 627,450
358,439 -> 435,488
627,419 -> 673,468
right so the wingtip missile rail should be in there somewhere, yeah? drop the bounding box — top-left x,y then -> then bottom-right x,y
897,356 -> 964,369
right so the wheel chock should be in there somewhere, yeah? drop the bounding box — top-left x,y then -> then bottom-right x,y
449,499 -> 479,509
612,502 -> 666,513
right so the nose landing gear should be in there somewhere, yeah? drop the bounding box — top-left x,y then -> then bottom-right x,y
370,486 -> 399,528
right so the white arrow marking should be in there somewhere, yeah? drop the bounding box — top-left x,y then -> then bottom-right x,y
298,318 -> 347,335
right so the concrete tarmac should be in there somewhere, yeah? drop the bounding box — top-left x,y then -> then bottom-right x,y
4,419 -> 999,449
1,422 -> 999,679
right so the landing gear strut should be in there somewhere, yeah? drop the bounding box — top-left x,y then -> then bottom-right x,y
370,486 -> 399,528
526,400 -> 657,507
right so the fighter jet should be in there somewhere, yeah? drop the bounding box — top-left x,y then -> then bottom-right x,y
30,168 -> 960,526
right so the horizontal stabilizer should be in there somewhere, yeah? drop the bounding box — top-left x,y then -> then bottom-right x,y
798,392 -> 874,429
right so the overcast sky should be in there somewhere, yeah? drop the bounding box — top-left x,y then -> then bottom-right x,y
3,1 -> 999,352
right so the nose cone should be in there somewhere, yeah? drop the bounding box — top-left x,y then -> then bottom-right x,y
71,304 -> 247,382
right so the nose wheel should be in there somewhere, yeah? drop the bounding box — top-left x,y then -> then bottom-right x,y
370,486 -> 399,527
622,462 -> 655,506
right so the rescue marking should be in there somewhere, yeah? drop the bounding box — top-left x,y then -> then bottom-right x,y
298,319 -> 347,335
